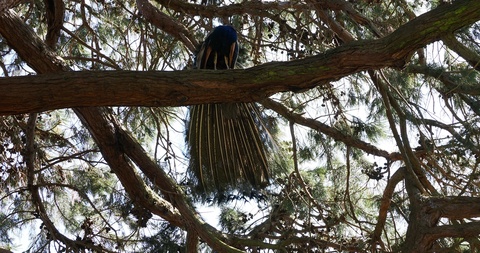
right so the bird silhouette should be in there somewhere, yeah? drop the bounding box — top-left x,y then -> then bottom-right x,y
187,26 -> 271,198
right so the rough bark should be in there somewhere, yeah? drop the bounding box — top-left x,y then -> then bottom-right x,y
1,0 -> 479,115
402,195 -> 480,252
44,0 -> 64,49
425,196 -> 480,220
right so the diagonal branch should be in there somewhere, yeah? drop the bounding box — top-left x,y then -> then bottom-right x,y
0,8 -> 182,226
74,107 -> 183,226
136,0 -> 197,52
0,8 -> 245,253
443,34 -> 480,72
261,98 -> 393,159
371,167 -> 406,245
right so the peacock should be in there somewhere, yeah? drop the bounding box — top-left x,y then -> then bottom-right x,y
186,25 -> 273,198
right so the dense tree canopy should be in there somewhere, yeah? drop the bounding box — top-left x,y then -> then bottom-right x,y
1,0 -> 480,252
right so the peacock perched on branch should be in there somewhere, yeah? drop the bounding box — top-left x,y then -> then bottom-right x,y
186,26 -> 273,198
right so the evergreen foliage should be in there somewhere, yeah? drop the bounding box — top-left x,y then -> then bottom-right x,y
0,0 -> 480,252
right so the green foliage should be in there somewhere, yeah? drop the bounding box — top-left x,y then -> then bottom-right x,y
219,207 -> 249,234
140,224 -> 186,253
1,0 -> 480,252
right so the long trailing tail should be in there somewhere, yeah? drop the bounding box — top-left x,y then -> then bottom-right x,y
187,102 -> 271,193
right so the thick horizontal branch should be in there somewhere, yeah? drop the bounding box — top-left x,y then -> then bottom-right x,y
154,0 -> 300,19
1,0 -> 479,116
0,37 -> 406,115
425,196 -> 480,220
425,222 -> 480,241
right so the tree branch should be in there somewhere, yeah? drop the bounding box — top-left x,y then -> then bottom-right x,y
372,167 -> 406,245
153,0 -> 301,20
44,0 -> 64,49
74,107 -> 183,226
114,123 -> 243,252
1,0 -> 479,115
407,65 -> 480,96
443,34 -> 480,71
425,196 -> 480,220
261,98 -> 393,159
136,0 -> 197,52
424,222 -> 480,241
